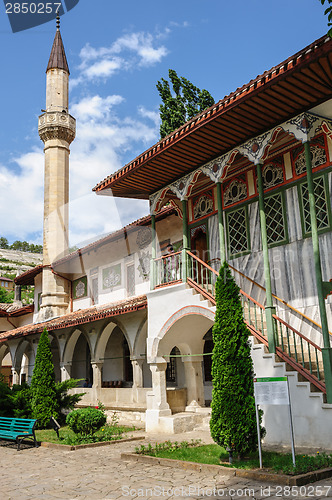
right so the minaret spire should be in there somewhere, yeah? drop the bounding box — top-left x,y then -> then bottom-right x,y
38,21 -> 76,321
47,14 -> 69,74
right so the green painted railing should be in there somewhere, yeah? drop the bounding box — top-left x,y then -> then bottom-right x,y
154,250 -> 325,393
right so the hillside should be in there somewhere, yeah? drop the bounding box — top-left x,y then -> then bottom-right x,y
0,249 -> 42,279
0,250 -> 42,305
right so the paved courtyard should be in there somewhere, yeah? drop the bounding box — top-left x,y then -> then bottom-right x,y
1,430 -> 332,499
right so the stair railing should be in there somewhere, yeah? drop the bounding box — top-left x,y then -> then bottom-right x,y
154,251 -> 182,287
184,251 -> 325,394
228,262 -> 331,337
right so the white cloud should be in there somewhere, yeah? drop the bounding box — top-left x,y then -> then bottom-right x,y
71,95 -> 124,121
72,30 -> 168,85
0,94 -> 157,247
0,150 -> 44,241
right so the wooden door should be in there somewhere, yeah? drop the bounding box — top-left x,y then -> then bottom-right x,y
191,226 -> 208,282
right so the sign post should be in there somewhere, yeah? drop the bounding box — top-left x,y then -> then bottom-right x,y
254,376 -> 295,468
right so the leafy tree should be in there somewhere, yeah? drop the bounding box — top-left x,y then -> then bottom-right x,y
320,0 -> 332,36
156,69 -> 215,139
30,328 -> 57,427
0,380 -> 14,416
0,287 -> 13,304
0,237 -> 9,249
210,262 -> 264,457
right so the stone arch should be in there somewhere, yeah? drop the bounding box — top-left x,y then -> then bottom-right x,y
0,343 -> 10,367
49,334 -> 61,382
62,328 -> 90,365
0,344 -> 12,385
148,306 -> 215,409
133,318 -> 151,388
69,329 -> 93,385
96,320 -> 133,387
13,338 -> 35,384
149,305 -> 215,362
133,317 -> 147,359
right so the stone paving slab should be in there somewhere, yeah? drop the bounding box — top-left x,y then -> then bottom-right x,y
1,430 -> 332,499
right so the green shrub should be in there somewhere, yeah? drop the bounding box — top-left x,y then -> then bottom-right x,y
30,328 -> 57,427
66,407 -> 106,436
0,380 -> 14,416
10,383 -> 32,418
210,262 -> 264,457
54,379 -> 84,425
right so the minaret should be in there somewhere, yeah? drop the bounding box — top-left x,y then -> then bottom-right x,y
38,15 -> 76,321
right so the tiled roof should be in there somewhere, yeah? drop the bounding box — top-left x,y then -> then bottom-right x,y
15,265 -> 44,286
93,34 -> 332,198
0,277 -> 13,282
0,295 -> 147,343
0,303 -> 34,317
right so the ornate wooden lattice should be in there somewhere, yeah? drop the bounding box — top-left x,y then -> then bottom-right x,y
227,207 -> 249,255
265,192 -> 286,245
300,176 -> 330,234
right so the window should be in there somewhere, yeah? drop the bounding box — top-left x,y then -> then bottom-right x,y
265,192 -> 288,246
299,175 -> 331,237
226,206 -> 250,257
166,347 -> 180,384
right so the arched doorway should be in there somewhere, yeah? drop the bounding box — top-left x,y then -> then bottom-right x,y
102,326 -> 133,387
203,328 -> 213,406
50,336 -> 61,382
71,333 -> 93,386
0,346 -> 12,386
191,224 -> 208,263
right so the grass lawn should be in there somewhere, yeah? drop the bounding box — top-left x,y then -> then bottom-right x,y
36,424 -> 136,445
137,442 -> 332,476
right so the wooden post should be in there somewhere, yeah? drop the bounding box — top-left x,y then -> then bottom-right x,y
256,163 -> 276,353
304,141 -> 332,403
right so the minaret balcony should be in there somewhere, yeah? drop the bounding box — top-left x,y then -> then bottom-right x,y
38,111 -> 76,144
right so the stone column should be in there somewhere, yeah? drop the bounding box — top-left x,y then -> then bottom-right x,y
146,359 -> 171,432
11,368 -> 19,386
183,357 -> 204,410
132,358 -> 144,388
91,362 -> 103,389
60,362 -> 72,382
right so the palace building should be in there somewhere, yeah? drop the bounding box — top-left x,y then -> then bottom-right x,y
1,23 -> 332,447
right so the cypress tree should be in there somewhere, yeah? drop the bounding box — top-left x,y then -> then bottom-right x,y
210,262 -> 262,456
31,328 -> 57,427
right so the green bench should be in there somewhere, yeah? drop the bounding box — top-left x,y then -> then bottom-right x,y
0,417 -> 38,450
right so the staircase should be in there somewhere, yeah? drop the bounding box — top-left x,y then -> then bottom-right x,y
151,251 -> 332,445
185,250 -> 326,397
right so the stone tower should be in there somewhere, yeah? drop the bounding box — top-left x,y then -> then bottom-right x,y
38,17 -> 76,321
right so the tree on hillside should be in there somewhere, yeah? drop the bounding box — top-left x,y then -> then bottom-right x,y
156,69 -> 215,139
320,0 -> 332,36
210,262 -> 264,457
0,237 -> 42,254
0,237 -> 9,249
30,328 -> 57,427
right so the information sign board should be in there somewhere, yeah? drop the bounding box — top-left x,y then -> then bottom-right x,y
254,377 -> 289,405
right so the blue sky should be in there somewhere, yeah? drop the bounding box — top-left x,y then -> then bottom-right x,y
0,0 -> 328,248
